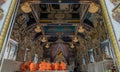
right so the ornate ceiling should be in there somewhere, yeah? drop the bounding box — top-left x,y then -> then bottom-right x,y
11,0 -> 108,63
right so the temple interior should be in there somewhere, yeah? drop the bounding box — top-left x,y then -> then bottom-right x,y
0,0 -> 120,72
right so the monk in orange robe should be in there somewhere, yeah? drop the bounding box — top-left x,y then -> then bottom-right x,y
39,62 -> 43,71
54,61 -> 59,70
36,63 -> 39,70
60,61 -> 66,70
40,60 -> 47,71
46,61 -> 52,70
30,62 -> 38,71
25,61 -> 32,70
51,63 -> 55,70
20,62 -> 27,72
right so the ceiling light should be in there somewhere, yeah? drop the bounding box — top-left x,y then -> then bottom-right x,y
45,43 -> 50,48
88,2 -> 99,13
78,26 -> 85,33
41,36 -> 47,42
35,25 -> 41,33
73,36 -> 79,43
21,2 -> 32,13
70,43 -> 74,48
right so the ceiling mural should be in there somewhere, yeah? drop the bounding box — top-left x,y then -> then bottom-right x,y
44,26 -> 75,35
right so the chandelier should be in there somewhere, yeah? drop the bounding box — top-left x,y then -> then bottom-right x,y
21,2 -> 32,13
45,43 -> 50,48
88,2 -> 99,13
70,43 -> 74,48
41,36 -> 47,42
35,25 -> 41,33
73,36 -> 79,43
78,26 -> 85,33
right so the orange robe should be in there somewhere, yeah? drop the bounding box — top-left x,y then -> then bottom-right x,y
39,63 -> 43,71
36,63 -> 39,70
41,61 -> 47,70
60,62 -> 66,70
25,61 -> 32,70
30,63 -> 38,71
51,64 -> 54,70
46,62 -> 52,70
20,63 -> 27,71
54,62 -> 59,70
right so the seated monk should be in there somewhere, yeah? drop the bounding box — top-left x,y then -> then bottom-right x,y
35,63 -> 39,70
25,61 -> 32,70
30,62 -> 38,71
46,61 -> 52,70
39,62 -> 43,71
60,61 -> 66,70
20,62 -> 27,71
54,61 -> 59,70
51,63 -> 54,70
40,60 -> 47,71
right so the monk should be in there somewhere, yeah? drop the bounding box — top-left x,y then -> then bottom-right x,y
30,62 -> 38,71
20,62 -> 27,72
54,61 -> 59,70
60,61 -> 66,70
35,63 -> 39,70
46,61 -> 52,70
40,60 -> 47,71
25,61 -> 32,70
39,62 -> 43,71
51,63 -> 55,70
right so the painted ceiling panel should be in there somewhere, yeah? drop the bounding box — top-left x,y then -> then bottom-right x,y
43,26 -> 75,35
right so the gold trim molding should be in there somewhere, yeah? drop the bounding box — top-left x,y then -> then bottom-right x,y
0,0 -> 17,52
100,0 -> 120,68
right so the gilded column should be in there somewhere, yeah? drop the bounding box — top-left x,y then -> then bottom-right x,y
100,0 -> 120,69
0,0 -> 17,52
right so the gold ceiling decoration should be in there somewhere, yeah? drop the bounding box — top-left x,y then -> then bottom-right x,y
73,36 -> 79,43
88,2 -> 99,13
0,7 -> 4,20
41,36 -> 47,42
45,43 -> 50,48
35,25 -> 41,33
78,26 -> 85,33
21,2 -> 32,13
70,43 -> 75,48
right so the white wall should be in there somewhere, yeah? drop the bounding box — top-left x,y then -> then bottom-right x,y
1,59 -> 21,72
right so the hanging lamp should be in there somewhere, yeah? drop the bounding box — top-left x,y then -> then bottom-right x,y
41,36 -> 47,42
88,2 -> 99,13
78,26 -> 85,33
70,43 -> 75,48
35,25 -> 41,33
73,36 -> 79,43
45,43 -> 50,48
21,2 -> 32,13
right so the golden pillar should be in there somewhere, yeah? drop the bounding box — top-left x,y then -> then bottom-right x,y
0,0 -> 17,52
100,0 -> 120,69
